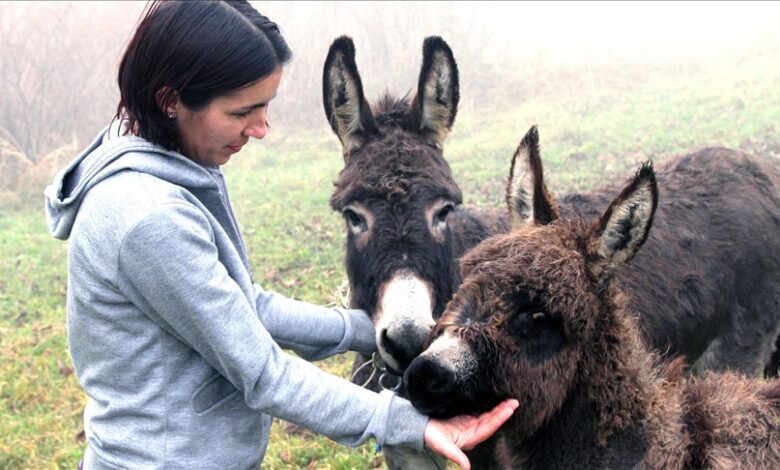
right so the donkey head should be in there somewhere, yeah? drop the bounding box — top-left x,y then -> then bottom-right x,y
324,36 -> 461,373
405,127 -> 658,436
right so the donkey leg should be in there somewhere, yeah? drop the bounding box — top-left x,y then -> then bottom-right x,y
694,295 -> 780,377
384,445 -> 446,470
764,334 -> 780,377
763,291 -> 780,377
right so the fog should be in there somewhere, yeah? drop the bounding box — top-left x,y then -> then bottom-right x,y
265,1 -> 780,127
1,0 -> 778,205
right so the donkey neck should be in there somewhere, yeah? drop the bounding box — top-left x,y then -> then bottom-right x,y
583,294 -> 660,441
498,387 -> 649,470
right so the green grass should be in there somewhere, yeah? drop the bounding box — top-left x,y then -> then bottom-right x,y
1,53 -> 779,468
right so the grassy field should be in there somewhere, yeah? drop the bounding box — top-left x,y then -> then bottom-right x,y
1,53 -> 779,469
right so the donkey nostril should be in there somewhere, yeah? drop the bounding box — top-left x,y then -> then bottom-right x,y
380,328 -> 424,370
380,329 -> 402,364
427,368 -> 452,395
380,328 -> 396,353
426,365 -> 455,398
405,357 -> 456,403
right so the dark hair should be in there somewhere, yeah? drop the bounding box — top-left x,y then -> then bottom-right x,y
115,0 -> 292,150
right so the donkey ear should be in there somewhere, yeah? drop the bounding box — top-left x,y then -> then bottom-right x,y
506,126 -> 560,226
410,36 -> 459,148
323,36 -> 378,158
589,162 -> 658,280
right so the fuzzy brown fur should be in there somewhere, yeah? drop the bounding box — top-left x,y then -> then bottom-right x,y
407,163 -> 780,469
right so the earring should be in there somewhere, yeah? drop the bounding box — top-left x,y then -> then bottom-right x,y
168,111 -> 177,119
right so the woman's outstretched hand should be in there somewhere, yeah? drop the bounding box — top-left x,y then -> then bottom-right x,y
423,398 -> 519,470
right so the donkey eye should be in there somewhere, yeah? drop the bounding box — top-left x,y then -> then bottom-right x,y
343,208 -> 367,233
434,203 -> 455,225
508,305 -> 548,335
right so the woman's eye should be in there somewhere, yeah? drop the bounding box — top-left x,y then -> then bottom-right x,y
233,111 -> 251,118
343,209 -> 367,232
434,204 -> 454,224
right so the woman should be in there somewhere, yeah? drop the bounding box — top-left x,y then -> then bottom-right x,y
44,1 -> 517,469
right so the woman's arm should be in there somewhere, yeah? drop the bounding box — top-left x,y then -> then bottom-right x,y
253,285 -> 376,360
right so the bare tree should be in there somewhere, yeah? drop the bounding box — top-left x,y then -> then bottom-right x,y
0,1 -> 142,162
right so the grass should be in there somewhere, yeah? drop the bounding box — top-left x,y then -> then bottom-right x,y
1,52 -> 778,468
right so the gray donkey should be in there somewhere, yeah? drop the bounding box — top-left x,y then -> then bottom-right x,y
324,35 -> 507,468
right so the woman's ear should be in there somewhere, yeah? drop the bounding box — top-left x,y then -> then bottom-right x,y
156,87 -> 179,117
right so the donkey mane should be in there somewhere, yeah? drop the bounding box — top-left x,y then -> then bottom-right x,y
579,278 -> 658,445
372,94 -> 413,127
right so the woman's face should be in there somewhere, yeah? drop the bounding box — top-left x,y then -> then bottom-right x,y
171,66 -> 283,166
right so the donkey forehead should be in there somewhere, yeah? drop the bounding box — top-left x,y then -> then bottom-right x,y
455,229 -> 595,315
447,267 -> 600,356
331,147 -> 463,208
461,225 -> 583,276
440,272 -> 595,349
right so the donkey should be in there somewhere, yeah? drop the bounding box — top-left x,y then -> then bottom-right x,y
499,128 -> 780,376
323,35 -> 508,469
323,36 -> 508,376
405,141 -> 780,469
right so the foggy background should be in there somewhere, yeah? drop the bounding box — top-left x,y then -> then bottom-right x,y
1,0 -> 779,208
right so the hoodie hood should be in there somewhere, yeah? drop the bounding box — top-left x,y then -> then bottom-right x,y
44,122 -> 219,240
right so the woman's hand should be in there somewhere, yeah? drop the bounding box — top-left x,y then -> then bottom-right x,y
423,398 -> 519,470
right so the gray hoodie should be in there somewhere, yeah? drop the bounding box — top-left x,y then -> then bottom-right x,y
44,124 -> 428,469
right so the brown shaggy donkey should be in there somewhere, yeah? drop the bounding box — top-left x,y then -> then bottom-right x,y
405,128 -> 780,469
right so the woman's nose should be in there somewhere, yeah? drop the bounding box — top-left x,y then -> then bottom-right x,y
243,114 -> 268,139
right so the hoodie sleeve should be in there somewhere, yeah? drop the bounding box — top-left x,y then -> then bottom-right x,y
116,202 -> 428,449
252,285 -> 376,360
